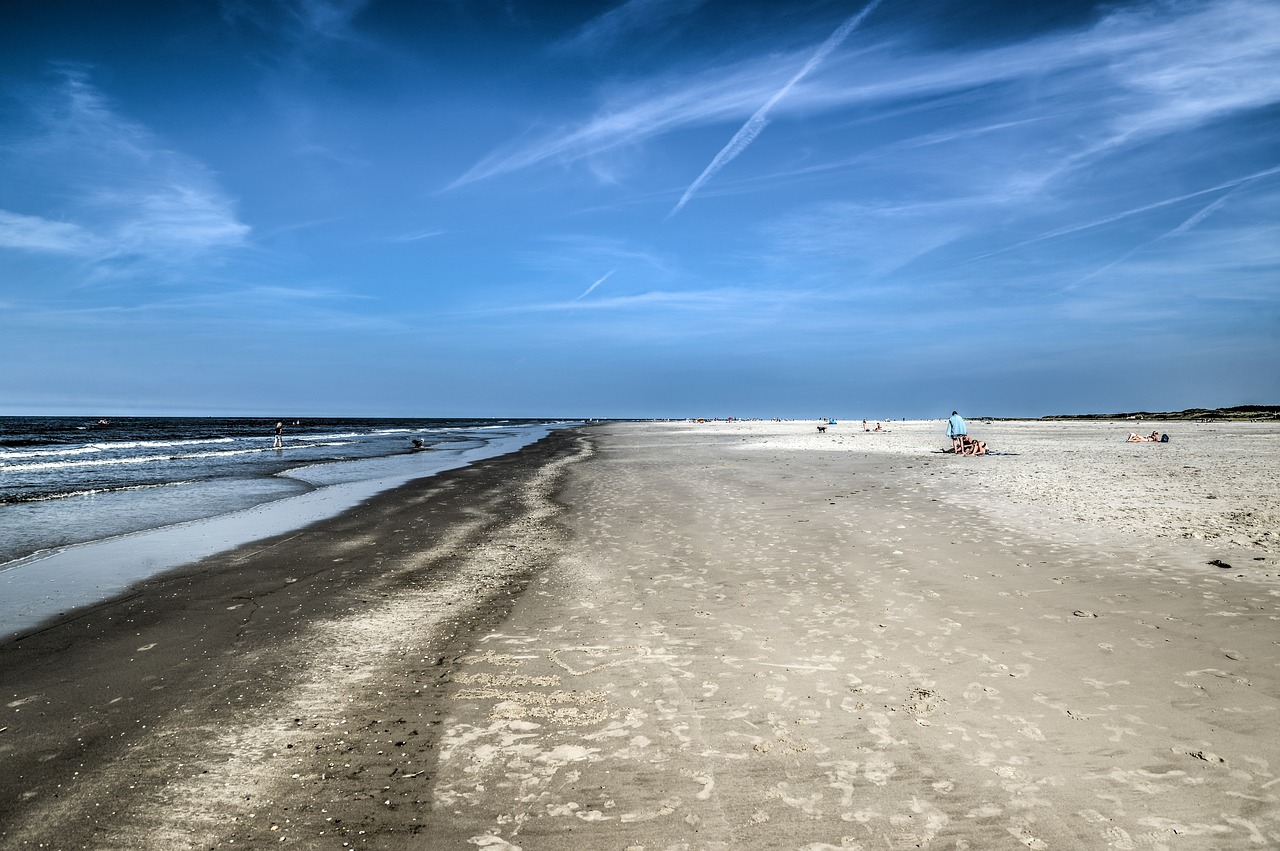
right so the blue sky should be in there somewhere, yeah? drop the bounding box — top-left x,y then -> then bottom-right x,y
1,0 -> 1277,418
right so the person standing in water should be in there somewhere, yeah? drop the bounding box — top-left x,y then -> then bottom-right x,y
946,410 -> 967,453
273,421 -> 284,449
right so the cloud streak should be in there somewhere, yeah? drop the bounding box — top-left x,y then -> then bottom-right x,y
669,0 -> 884,217
387,228 -> 445,242
575,268 -> 617,300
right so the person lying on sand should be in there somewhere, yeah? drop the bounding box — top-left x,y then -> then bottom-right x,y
946,436 -> 986,455
1126,431 -> 1161,442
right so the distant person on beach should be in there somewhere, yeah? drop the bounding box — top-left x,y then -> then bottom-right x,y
863,419 -> 869,431
947,411 -> 967,452
273,421 -> 284,448
1126,431 -> 1161,443
959,435 -> 987,456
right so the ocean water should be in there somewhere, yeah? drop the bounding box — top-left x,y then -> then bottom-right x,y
0,416 -> 563,567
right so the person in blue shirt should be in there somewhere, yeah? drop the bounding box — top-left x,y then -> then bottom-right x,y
947,411 -> 967,453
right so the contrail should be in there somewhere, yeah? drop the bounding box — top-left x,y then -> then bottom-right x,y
971,163 -> 1280,263
575,268 -> 616,300
1165,189 -> 1234,237
668,0 -> 884,218
1067,188 -> 1239,290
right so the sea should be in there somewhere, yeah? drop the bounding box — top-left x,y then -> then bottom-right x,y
0,416 -> 568,636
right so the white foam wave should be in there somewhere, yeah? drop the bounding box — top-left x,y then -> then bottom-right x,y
0,441 -> 352,473
97,437 -> 237,451
12,481 -> 195,504
0,445 -> 104,460
0,436 -> 237,461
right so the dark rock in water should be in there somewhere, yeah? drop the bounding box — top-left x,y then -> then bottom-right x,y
1208,559 -> 1232,569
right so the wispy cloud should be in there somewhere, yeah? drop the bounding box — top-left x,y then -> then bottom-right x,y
755,198 -> 971,281
387,228 -> 446,243
220,0 -> 372,52
472,287 -> 747,316
0,211 -> 96,255
971,164 -> 1280,263
669,0 -> 884,217
10,281 -> 395,334
1105,1 -> 1280,133
553,0 -> 709,56
1067,188 -> 1241,290
517,234 -> 673,279
446,62 -> 777,188
453,0 -> 1280,203
1,68 -> 249,268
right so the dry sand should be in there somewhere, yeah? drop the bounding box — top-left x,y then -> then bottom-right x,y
730,418 -> 1278,557
2,420 -> 1278,850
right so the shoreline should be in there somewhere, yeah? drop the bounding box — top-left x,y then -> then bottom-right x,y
0,417 -> 564,567
3,422 -> 1278,848
0,423 -> 559,640
0,428 -> 592,847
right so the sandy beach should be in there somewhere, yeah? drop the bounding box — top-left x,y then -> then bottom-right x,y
2,420 -> 1278,849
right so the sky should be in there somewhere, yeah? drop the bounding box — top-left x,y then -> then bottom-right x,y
1,0 -> 1277,419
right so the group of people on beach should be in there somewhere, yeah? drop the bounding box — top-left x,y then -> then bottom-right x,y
944,412 -> 1171,454
946,411 -> 987,456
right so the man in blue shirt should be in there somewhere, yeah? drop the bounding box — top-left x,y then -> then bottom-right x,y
947,411 -> 967,453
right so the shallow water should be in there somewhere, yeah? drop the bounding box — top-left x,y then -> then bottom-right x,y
0,416 -> 559,565
0,418 -> 568,638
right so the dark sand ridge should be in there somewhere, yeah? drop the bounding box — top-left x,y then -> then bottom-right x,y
3,423 -> 1279,849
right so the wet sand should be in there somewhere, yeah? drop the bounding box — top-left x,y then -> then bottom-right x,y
2,422 -> 1278,849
